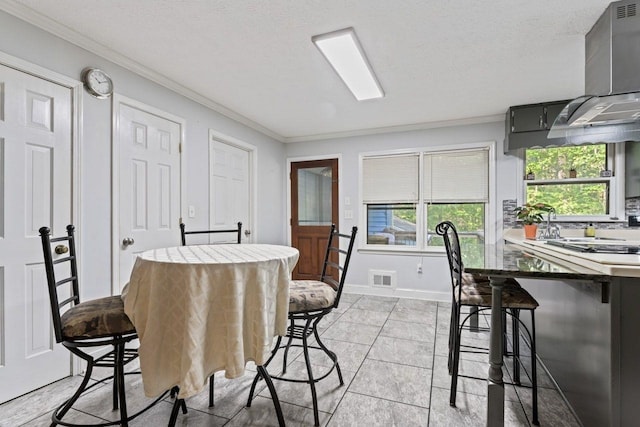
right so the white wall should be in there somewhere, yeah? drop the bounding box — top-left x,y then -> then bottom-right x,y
0,10 -> 525,303
0,10 -> 289,300
285,122 -> 520,300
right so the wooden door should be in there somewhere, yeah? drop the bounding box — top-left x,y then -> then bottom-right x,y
291,159 -> 338,280
115,99 -> 182,292
0,63 -> 72,403
209,138 -> 252,243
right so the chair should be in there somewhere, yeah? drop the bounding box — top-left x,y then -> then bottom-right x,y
179,221 -> 242,408
436,221 -> 539,425
247,224 -> 358,427
39,225 -> 166,426
179,221 -> 242,246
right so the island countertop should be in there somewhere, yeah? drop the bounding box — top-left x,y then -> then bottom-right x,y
502,228 -> 640,277
461,232 -> 640,426
461,239 -> 611,282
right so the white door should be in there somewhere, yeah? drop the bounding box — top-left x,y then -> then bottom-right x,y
115,100 -> 182,291
0,64 -> 73,403
209,138 -> 252,242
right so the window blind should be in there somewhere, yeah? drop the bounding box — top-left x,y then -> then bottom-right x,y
423,149 -> 489,202
363,154 -> 419,202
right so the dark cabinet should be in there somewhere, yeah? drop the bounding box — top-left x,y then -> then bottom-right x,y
511,105 -> 544,132
504,99 -> 570,152
544,102 -> 566,129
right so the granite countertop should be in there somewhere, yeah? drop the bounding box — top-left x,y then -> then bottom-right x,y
462,242 -> 611,282
503,229 -> 640,278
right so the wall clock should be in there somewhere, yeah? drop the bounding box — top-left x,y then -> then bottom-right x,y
81,67 -> 113,99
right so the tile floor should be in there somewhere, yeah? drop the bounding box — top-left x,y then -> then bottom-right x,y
0,294 -> 581,426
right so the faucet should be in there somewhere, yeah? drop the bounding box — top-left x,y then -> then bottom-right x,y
541,209 -> 561,240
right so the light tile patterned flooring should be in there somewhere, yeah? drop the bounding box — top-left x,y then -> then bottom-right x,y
0,294 -> 581,426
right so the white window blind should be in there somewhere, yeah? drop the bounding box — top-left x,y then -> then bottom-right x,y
363,154 -> 419,202
423,149 -> 489,202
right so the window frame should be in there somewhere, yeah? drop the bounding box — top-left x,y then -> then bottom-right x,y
517,143 -> 626,222
359,141 -> 496,254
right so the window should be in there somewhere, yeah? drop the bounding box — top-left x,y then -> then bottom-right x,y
366,204 -> 416,245
524,144 -> 615,218
426,203 -> 485,246
363,154 -> 419,247
362,146 -> 490,250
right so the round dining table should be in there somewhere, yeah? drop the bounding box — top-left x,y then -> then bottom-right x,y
122,244 -> 299,401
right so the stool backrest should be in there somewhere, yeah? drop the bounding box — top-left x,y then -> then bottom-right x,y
319,224 -> 358,309
39,225 -> 79,343
180,222 -> 242,246
435,221 -> 464,301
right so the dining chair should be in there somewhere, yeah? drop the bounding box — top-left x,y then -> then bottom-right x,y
179,221 -> 242,246
436,221 -> 539,425
179,221 -> 242,408
39,225 -> 166,426
247,224 -> 358,427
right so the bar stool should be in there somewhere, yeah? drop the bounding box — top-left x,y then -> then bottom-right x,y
436,221 -> 539,425
40,225 -> 166,426
178,221 -> 242,407
247,224 -> 358,427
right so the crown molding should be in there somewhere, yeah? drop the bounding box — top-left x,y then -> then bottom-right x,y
0,0 -> 284,142
282,113 -> 505,143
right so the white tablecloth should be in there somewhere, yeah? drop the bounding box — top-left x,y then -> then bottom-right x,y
122,244 -> 299,399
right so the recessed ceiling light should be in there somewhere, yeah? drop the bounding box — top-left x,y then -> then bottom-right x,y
312,27 -> 384,101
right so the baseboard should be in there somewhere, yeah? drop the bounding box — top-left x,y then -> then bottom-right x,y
343,283 -> 449,302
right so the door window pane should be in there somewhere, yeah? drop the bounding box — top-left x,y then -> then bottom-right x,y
366,204 -> 416,246
297,167 -> 333,226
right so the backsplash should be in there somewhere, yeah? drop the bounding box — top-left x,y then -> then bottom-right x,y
502,197 -> 640,230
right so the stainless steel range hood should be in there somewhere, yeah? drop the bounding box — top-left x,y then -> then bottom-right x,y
548,0 -> 640,143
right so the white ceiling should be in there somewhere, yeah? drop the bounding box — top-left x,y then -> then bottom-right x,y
2,0 -> 614,142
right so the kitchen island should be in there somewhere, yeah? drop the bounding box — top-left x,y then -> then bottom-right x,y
478,230 -> 640,427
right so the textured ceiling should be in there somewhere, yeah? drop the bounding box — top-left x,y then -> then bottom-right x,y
2,0 -> 614,141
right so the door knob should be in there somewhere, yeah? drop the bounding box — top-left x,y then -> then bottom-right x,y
244,230 -> 251,236
54,245 -> 68,255
122,237 -> 135,247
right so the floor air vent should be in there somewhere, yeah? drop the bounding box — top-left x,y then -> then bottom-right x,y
369,270 -> 396,288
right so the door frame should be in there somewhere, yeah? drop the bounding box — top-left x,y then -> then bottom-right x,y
0,51 -> 82,379
286,154 -> 342,245
111,94 -> 186,293
209,129 -> 257,242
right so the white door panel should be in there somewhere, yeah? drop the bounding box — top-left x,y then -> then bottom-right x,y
209,139 -> 252,242
116,102 -> 182,291
0,64 -> 72,403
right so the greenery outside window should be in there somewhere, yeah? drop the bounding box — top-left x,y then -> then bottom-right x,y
524,144 -> 615,218
426,203 -> 485,246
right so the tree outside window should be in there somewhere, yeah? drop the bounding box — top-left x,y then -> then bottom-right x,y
524,144 -> 609,216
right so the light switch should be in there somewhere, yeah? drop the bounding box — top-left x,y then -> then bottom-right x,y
188,205 -> 196,218
344,196 -> 351,206
344,210 -> 353,219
